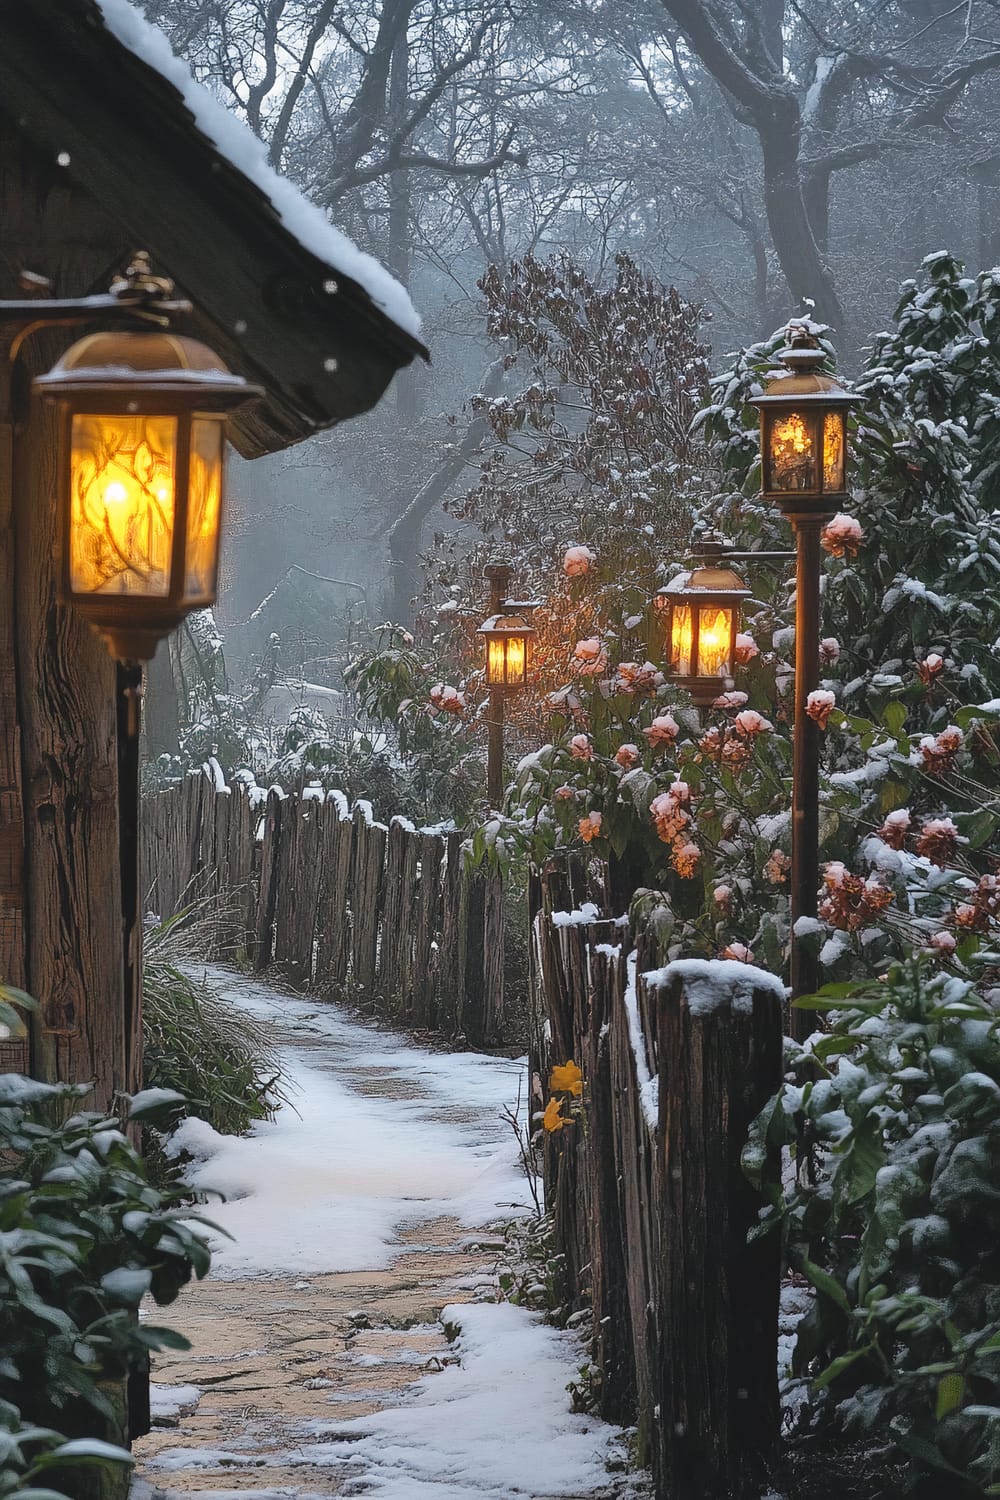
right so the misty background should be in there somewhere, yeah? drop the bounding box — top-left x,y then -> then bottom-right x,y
138,0 -> 1000,713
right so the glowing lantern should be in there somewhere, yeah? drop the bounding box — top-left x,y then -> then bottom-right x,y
657,555 -> 750,707
478,612 -> 535,688
749,325 -> 856,512
35,328 -> 260,663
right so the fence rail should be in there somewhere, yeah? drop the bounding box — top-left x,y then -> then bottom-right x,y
142,765 -> 505,1044
531,859 -> 784,1499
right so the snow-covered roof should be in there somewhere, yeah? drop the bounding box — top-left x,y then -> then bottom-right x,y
95,0 -> 419,342
0,1 -> 428,458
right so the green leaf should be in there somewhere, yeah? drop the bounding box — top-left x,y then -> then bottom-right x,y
882,702 -> 908,738
801,1255 -> 851,1316
936,1372 -> 965,1420
812,1344 -> 872,1391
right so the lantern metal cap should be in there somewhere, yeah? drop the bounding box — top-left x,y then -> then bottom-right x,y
35,330 -> 259,408
477,611 -> 536,636
748,325 -> 857,411
660,565 -> 750,598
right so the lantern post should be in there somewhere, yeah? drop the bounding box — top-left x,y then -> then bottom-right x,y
477,562 -> 535,808
749,326 -> 858,1015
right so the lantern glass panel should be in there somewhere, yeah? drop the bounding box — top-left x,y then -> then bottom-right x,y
506,633 -> 526,683
768,410 -> 818,493
185,417 -> 225,599
697,605 -> 733,677
670,603 -> 693,676
69,412 -> 177,597
822,410 -> 845,491
486,636 -> 506,684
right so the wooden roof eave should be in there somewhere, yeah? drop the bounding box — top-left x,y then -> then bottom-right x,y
0,3 -> 428,458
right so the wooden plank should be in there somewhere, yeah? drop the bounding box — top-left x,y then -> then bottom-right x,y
654,966 -> 783,1499
314,791 -> 353,988
411,830 -> 444,1028
254,788 -> 285,971
271,790 -> 301,979
349,803 -> 385,999
226,777 -> 256,959
0,343 -> 27,1073
436,832 -> 468,1036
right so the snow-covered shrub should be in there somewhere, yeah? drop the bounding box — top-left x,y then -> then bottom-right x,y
747,960 -> 1000,1494
143,915 -> 287,1139
0,1062 -> 214,1491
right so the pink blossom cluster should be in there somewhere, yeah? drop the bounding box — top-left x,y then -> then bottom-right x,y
572,637 -> 608,675
916,725 -> 963,775
645,713 -> 680,749
806,689 -> 836,729
429,683 -> 467,715
821,513 -> 864,558
563,544 -> 596,577
613,660 -> 664,697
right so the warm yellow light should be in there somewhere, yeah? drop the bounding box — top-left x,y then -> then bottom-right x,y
487,636 -> 506,683
823,410 -> 844,491
185,417 -> 225,598
670,603 -> 693,676
506,634 -> 526,682
697,606 -> 733,677
770,412 -> 817,492
70,413 -> 177,597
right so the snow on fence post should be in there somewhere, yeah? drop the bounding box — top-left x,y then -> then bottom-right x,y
313,792 -> 353,986
648,958 -> 784,1500
350,800 -> 386,999
436,830 -> 469,1035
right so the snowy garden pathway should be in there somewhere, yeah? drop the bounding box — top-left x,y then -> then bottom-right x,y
131,970 -> 634,1499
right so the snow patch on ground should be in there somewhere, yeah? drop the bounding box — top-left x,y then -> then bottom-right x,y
149,1382 -> 200,1421
300,1301 -> 621,1497
168,969 -> 532,1278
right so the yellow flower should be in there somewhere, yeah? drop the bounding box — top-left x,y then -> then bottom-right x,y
542,1097 -> 571,1133
549,1059 -> 583,1097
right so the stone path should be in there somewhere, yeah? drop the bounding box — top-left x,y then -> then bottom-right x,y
133,1217 -> 501,1494
130,970 -> 632,1500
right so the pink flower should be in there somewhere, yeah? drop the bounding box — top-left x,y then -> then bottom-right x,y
400,629 -> 415,647
554,785 -> 576,801
614,661 -> 664,696
820,637 -> 840,665
429,683 -> 467,715
927,931 -> 956,954
644,713 -> 680,748
669,779 -> 691,804
578,811 -> 602,844
713,690 -> 748,711
563,544 -> 596,577
733,709 -> 773,738
878,809 -> 911,849
650,791 -> 689,844
821,513 -> 864,558
572,637 -> 607,675
672,841 -> 701,878
723,942 -> 755,963
713,884 -> 732,911
917,652 -> 944,684
569,734 -> 593,761
614,743 -> 641,769
734,633 -> 758,664
806,689 -> 836,729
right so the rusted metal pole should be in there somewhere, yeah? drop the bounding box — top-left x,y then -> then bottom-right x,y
789,516 -> 823,1028
487,686 -> 504,809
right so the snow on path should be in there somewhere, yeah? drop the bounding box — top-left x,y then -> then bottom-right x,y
138,969 -> 632,1499
169,967 -> 531,1278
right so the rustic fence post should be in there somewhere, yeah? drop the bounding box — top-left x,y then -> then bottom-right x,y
350,801 -> 386,999
313,791 -> 353,988
253,787 -> 285,971
436,831 -> 468,1035
650,958 -> 784,1500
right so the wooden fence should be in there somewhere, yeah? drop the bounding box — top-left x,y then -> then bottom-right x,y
141,764 -> 506,1045
531,857 -> 784,1500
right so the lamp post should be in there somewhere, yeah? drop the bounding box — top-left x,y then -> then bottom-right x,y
656,538 -> 750,709
477,562 -> 535,808
749,326 -> 858,1011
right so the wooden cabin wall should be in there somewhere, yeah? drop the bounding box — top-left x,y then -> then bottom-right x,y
0,119 -> 140,1110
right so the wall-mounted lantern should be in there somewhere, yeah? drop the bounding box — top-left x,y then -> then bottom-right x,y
36,322 -> 258,665
657,542 -> 750,707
